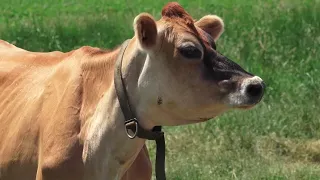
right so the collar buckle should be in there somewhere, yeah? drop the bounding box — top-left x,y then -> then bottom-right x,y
124,118 -> 139,139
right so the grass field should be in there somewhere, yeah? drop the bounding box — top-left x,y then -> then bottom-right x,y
1,0 -> 320,179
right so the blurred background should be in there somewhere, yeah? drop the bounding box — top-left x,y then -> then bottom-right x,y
1,0 -> 319,179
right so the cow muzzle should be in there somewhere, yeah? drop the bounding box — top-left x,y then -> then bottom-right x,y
241,76 -> 265,102
226,76 -> 265,108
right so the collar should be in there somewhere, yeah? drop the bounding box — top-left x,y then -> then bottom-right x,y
114,39 -> 167,180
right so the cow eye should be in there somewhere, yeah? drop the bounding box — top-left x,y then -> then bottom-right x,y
178,46 -> 202,59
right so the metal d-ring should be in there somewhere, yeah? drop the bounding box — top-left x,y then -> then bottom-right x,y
124,118 -> 139,139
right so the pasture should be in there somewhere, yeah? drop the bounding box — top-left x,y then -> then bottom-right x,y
1,0 -> 319,179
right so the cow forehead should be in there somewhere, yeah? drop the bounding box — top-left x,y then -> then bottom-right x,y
159,17 -> 213,49
160,2 -> 214,48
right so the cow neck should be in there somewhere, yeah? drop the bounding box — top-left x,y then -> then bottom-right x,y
114,39 -> 167,180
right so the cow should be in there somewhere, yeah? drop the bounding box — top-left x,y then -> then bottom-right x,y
0,2 -> 265,180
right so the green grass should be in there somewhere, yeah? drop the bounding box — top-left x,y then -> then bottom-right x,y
1,0 -> 320,179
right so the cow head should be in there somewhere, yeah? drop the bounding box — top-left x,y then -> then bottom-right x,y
127,2 -> 265,127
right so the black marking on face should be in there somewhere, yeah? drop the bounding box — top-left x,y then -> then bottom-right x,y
198,32 -> 253,82
157,97 -> 163,105
201,51 -> 252,82
202,31 -> 216,50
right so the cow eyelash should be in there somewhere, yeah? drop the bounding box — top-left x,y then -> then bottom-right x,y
178,46 -> 202,59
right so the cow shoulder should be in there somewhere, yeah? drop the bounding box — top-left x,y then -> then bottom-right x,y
36,45 -> 115,180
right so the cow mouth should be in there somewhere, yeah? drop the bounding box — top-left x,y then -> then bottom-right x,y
198,117 -> 214,121
237,104 -> 255,109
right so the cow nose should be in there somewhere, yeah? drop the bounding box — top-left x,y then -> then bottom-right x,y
245,83 -> 263,97
241,76 -> 265,101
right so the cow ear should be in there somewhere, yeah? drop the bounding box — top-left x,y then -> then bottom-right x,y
133,13 -> 158,49
195,15 -> 224,41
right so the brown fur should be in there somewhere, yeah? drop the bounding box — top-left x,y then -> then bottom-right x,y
0,42 -> 83,180
160,3 -> 215,51
161,2 -> 198,35
162,2 -> 194,24
0,40 -> 150,180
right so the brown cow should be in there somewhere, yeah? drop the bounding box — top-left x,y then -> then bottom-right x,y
0,2 -> 264,180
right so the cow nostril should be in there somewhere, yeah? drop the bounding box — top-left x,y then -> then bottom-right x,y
245,83 -> 263,97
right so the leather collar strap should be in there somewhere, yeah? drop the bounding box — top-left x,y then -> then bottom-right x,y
114,39 -> 166,180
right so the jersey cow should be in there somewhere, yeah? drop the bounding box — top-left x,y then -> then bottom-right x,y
0,2 -> 265,180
